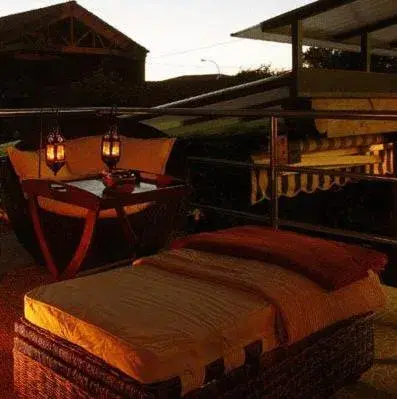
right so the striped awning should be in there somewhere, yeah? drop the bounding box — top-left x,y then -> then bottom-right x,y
251,138 -> 394,204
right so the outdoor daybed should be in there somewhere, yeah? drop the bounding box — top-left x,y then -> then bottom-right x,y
14,226 -> 387,398
1,122 -> 182,270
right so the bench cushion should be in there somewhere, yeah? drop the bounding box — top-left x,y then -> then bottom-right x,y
8,147 -> 76,181
118,137 -> 176,174
65,136 -> 104,176
9,136 -> 176,179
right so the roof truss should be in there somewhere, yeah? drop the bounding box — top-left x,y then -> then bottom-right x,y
0,1 -> 147,58
1,15 -> 133,58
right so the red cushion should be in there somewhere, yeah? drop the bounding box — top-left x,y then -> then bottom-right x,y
171,226 -> 388,290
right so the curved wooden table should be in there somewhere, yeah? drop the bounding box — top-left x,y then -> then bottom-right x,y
21,174 -> 188,280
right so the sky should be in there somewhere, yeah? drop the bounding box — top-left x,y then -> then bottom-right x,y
0,0 -> 315,81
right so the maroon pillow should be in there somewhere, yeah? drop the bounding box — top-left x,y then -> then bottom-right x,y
171,226 -> 388,290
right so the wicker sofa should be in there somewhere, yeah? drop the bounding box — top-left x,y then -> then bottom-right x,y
1,131 -> 184,271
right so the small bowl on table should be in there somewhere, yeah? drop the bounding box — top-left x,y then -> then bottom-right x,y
101,169 -> 137,193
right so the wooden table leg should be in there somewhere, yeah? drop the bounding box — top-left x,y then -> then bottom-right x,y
28,195 -> 99,280
61,208 -> 99,280
28,196 -> 60,279
115,205 -> 139,258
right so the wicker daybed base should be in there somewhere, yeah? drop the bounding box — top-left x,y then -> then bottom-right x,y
14,314 -> 374,399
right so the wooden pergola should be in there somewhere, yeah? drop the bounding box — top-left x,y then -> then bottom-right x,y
232,0 -> 397,97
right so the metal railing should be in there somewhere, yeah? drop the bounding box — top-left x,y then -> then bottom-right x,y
1,106 -> 397,246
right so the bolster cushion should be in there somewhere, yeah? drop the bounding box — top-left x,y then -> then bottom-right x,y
171,225 -> 388,290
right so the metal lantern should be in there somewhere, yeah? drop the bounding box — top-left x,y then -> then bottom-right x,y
101,120 -> 121,171
45,126 -> 66,175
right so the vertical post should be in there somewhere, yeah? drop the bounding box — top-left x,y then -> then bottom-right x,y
70,17 -> 75,45
38,109 -> 43,179
270,116 -> 279,230
360,32 -> 371,72
291,19 -> 303,97
389,141 -> 397,286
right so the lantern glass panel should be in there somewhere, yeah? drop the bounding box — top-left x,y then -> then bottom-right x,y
56,144 -> 65,161
46,144 -> 55,161
112,141 -> 120,157
102,140 -> 111,157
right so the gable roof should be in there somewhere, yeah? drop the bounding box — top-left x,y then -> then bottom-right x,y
0,1 -> 148,56
231,0 -> 397,57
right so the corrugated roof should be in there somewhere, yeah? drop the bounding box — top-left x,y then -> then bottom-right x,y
0,1 -> 148,55
137,73 -> 292,137
232,0 -> 397,57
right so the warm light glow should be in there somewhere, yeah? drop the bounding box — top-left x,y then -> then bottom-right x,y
102,141 -> 111,156
46,144 -> 55,161
45,126 -> 66,176
56,144 -> 65,161
101,122 -> 121,171
112,141 -> 120,156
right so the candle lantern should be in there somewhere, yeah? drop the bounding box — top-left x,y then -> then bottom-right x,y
45,126 -> 66,175
101,120 -> 121,171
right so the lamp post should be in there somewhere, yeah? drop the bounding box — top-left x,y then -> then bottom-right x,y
201,58 -> 221,79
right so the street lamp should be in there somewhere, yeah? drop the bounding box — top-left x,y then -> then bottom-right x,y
201,58 -> 221,79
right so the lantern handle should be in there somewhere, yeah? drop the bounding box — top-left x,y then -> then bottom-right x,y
109,105 -> 119,136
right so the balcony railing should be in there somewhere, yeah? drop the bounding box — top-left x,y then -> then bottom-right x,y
1,106 -> 397,246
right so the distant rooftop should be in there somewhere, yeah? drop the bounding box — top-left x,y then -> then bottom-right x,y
0,1 -> 148,57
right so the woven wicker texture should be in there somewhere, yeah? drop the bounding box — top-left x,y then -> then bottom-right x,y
14,315 -> 374,399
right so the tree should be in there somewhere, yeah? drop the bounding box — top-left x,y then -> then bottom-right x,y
235,64 -> 275,80
68,67 -> 143,106
303,47 -> 397,73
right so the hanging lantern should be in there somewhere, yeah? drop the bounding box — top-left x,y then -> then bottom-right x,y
45,125 -> 66,176
101,115 -> 121,171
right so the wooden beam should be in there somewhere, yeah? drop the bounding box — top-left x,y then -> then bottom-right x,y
77,30 -> 91,45
72,7 -> 126,48
362,35 -> 370,69
360,32 -> 371,72
70,16 -> 75,45
96,33 -> 105,48
260,0 -> 357,32
0,43 -> 136,59
62,45 -> 135,58
292,19 -> 303,97
292,20 -> 303,72
333,14 -> 397,40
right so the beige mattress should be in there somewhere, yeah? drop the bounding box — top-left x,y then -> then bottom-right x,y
25,254 -> 278,395
25,248 -> 386,395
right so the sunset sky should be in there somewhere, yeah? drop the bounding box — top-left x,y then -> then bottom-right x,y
0,0 -> 315,81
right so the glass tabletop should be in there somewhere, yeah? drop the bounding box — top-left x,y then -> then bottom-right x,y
67,178 -> 159,199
